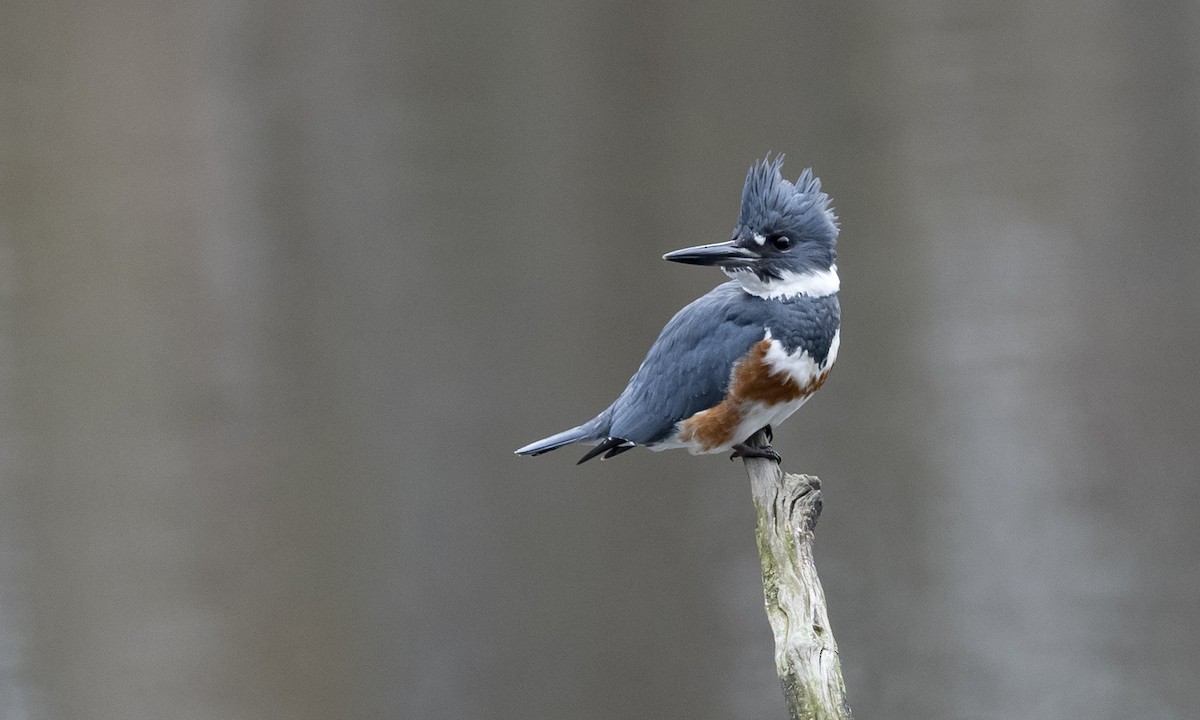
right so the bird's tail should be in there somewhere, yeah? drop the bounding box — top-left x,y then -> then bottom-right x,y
515,423 -> 597,457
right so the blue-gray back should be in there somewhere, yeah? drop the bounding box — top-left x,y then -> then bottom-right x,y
601,282 -> 840,444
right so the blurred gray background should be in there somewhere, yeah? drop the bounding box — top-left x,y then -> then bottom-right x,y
2,1 -> 1198,719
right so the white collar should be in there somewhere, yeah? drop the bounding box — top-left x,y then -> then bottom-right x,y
723,265 -> 840,299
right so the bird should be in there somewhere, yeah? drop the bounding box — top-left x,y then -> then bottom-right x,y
515,155 -> 840,465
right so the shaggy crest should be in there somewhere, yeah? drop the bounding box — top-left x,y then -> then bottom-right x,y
737,154 -> 838,244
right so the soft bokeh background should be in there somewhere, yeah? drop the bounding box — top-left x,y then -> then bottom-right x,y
2,2 -> 1198,719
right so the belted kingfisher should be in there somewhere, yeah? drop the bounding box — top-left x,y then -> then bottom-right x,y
516,155 -> 840,464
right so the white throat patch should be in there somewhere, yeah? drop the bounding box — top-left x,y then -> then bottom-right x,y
723,265 -> 840,299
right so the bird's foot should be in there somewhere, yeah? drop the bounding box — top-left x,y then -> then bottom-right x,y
729,443 -> 782,463
762,424 -> 774,443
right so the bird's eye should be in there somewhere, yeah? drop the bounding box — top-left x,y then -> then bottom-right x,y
769,234 -> 792,250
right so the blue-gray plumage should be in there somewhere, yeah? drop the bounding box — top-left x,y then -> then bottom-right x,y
516,155 -> 841,464
605,283 -> 839,445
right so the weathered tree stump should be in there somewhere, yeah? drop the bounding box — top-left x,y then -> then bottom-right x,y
740,430 -> 852,720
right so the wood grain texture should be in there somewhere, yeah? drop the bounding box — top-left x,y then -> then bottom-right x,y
741,430 -> 852,720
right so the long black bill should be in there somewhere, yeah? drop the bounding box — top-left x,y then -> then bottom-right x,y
662,240 -> 757,267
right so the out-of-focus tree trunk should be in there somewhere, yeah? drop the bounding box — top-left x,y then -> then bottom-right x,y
4,4 -> 360,718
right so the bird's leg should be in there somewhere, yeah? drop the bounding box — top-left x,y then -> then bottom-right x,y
730,425 -> 781,463
729,443 -> 782,463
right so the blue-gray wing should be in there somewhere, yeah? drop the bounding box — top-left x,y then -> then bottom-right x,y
605,282 -> 765,444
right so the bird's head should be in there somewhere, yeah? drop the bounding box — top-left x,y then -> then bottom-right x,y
663,155 -> 839,298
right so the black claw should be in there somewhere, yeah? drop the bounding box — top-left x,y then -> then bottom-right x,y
729,443 -> 782,463
763,425 -> 774,443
